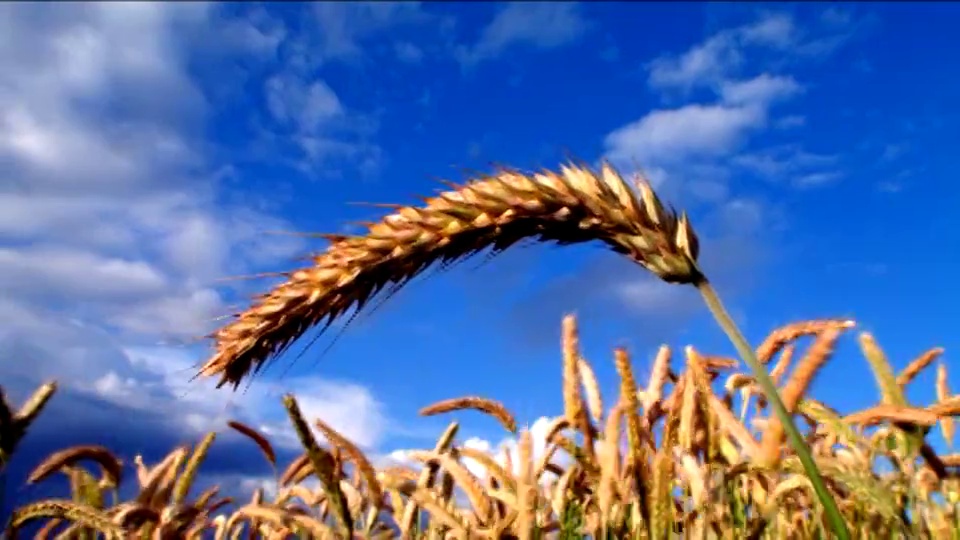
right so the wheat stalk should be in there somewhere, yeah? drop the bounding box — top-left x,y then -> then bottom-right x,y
0,381 -> 57,469
281,394 -> 352,534
196,160 -> 848,538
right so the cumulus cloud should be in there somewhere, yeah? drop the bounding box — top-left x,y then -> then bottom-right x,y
792,171 -> 845,189
605,12 -> 856,198
261,69 -> 382,177
604,103 -> 765,167
591,11 -> 859,321
456,3 -> 591,67
493,13 -> 855,348
247,4 -> 447,177
647,11 -> 858,94
647,32 -> 744,94
604,69 -> 803,178
266,77 -> 345,131
309,2 -> 436,63
719,74 -> 802,106
170,4 -> 445,183
0,2 -> 393,503
732,144 -> 841,188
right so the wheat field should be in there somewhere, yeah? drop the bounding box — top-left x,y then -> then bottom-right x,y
3,163 -> 959,539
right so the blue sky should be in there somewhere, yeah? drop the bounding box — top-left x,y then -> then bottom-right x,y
1,1 -> 959,509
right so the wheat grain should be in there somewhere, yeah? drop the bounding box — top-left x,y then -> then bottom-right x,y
896,347 -> 945,388
409,449 -> 493,525
543,416 -> 571,446
418,396 -> 517,434
7,499 -> 123,539
516,429 -> 537,540
578,356 -> 604,426
642,344 -> 671,418
313,415 -> 384,511
859,333 -> 908,407
279,454 -> 311,487
399,421 -> 459,536
139,446 -> 188,508
27,445 -> 123,489
843,405 -> 939,427
928,396 -> 960,417
613,346 -> 651,519
561,314 -> 587,430
760,326 -> 849,466
937,362 -> 955,449
173,432 -> 217,505
769,344 -> 796,385
561,315 -> 599,460
227,420 -> 278,467
755,320 -> 850,364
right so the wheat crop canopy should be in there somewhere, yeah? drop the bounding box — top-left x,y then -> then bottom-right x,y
197,159 -> 855,537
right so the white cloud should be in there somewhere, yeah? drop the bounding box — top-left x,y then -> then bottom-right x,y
645,13 -> 797,94
606,11 -> 857,199
456,3 -> 591,67
598,11 -> 860,314
253,4 -> 441,176
735,145 -> 838,172
647,32 -> 743,93
97,345 -> 388,451
714,198 -> 766,234
732,145 -> 841,189
266,76 -> 345,132
309,2 -> 435,63
719,74 -> 802,106
739,13 -> 797,49
0,247 -> 169,300
212,8 -> 287,59
646,11 -> 856,94
793,171 -> 844,189
616,279 -> 697,315
604,104 -> 764,168
260,71 -> 381,177
607,17 -> 820,180
106,289 -> 225,338
0,2 -> 392,479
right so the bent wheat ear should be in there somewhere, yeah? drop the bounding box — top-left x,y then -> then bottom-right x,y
200,162 -> 702,387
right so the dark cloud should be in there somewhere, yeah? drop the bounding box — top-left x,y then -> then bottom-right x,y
0,380 -> 297,521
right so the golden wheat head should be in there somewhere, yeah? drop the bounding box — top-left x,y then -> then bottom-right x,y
199,162 -> 702,388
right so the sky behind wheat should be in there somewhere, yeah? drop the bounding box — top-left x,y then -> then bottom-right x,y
1,1 -> 958,506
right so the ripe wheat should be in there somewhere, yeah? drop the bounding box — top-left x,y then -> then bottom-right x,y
198,163 -> 701,388
7,318 -> 960,539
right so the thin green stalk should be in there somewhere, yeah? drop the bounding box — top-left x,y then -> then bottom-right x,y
695,277 -> 850,540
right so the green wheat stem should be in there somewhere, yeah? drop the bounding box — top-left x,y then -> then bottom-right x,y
695,276 -> 851,540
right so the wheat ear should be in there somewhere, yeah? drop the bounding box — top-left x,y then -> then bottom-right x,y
198,162 -> 701,387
